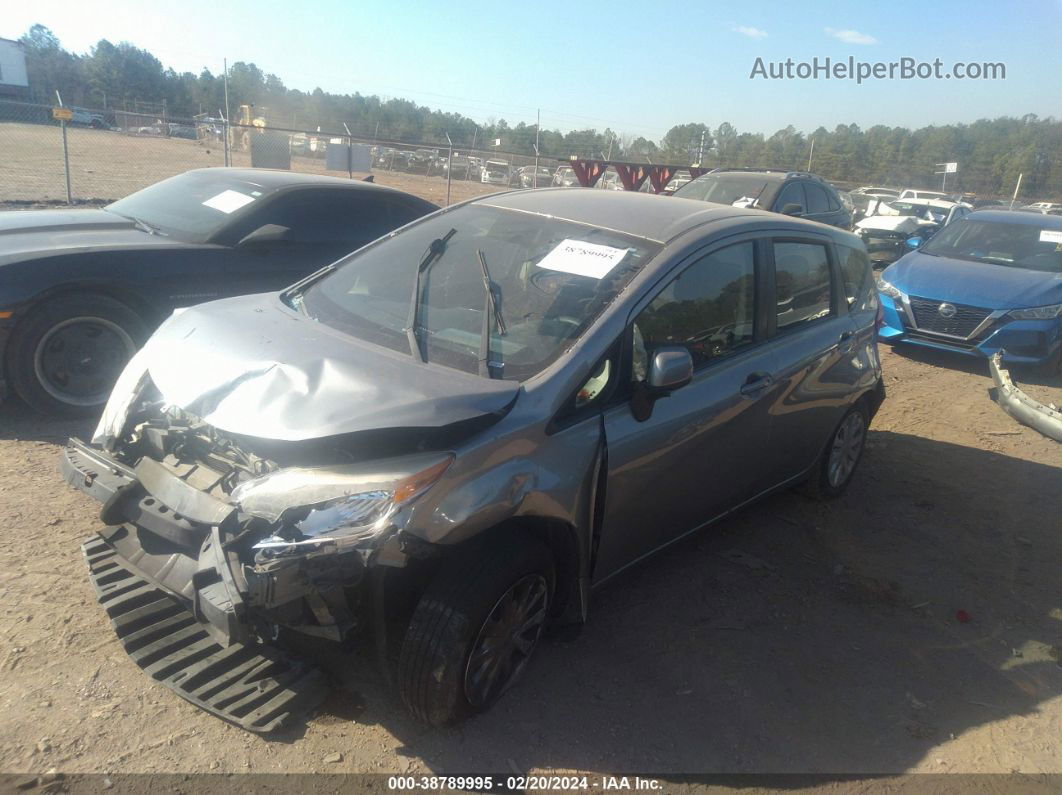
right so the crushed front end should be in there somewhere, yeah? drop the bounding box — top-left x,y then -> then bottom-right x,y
63,397 -> 451,730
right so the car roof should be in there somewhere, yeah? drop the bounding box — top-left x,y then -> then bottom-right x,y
970,209 -> 1062,228
474,187 -> 856,245
182,167 -> 429,200
184,166 -> 384,191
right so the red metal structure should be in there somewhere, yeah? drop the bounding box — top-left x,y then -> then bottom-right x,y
565,159 -> 710,193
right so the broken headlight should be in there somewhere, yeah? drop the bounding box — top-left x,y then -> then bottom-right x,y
232,453 -> 453,550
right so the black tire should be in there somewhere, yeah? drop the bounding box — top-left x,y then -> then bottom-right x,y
7,293 -> 148,417
397,531 -> 553,726
804,401 -> 870,500
1038,347 -> 1062,378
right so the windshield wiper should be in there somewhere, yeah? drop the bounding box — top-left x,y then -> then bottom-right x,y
477,249 -> 506,379
406,228 -> 457,362
122,214 -> 165,236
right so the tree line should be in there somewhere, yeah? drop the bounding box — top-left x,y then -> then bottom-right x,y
15,24 -> 1060,199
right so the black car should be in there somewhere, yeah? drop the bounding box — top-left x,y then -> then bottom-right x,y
674,168 -> 852,229
0,168 -> 437,416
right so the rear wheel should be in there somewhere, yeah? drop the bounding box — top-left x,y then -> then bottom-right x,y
8,294 -> 147,417
805,402 -> 869,499
397,531 -> 553,726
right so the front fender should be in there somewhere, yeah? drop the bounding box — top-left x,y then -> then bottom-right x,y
404,415 -> 605,617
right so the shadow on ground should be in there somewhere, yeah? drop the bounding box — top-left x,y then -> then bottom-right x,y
885,342 -> 1062,389
313,430 -> 1061,776
0,397 -> 97,444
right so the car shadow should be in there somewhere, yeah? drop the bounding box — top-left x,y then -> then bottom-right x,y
306,430 -> 1061,777
886,342 -> 1062,389
0,397 -> 98,443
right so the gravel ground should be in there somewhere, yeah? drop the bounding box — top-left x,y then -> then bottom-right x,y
0,345 -> 1059,780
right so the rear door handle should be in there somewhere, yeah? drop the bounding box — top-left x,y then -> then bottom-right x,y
740,372 -> 773,398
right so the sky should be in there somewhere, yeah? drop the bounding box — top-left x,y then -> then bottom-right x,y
4,0 -> 1061,140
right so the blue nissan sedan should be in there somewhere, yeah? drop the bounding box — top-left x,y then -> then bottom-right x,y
876,210 -> 1062,373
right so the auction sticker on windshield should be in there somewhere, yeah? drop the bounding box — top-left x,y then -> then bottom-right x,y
202,189 -> 256,214
1039,229 -> 1062,244
537,239 -> 629,279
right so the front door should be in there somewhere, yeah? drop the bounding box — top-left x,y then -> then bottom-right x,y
594,239 -> 780,582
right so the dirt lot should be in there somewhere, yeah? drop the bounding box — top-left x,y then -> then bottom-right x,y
0,120 -> 506,206
0,344 -> 1060,780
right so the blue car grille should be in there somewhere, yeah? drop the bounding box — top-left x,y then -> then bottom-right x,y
909,297 -> 992,338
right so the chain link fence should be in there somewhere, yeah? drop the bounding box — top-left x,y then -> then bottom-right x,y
0,99 -> 569,208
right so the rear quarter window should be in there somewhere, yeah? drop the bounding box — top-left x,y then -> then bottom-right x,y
836,243 -> 878,313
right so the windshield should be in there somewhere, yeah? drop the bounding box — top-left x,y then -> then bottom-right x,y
486,163 -> 510,173
922,218 -> 1062,272
887,201 -> 948,221
105,171 -> 266,240
674,173 -> 775,207
299,204 -> 660,380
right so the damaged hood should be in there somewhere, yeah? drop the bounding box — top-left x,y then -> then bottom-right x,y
97,293 -> 520,444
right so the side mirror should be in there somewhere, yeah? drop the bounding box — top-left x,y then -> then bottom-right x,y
648,347 -> 694,391
781,202 -> 804,216
631,347 -> 693,422
904,236 -> 923,249
237,224 -> 292,247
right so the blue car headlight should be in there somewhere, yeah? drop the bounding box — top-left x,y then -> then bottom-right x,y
1007,303 -> 1062,321
875,275 -> 904,301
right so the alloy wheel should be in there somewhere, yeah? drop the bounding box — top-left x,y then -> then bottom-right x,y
827,411 -> 866,488
464,573 -> 548,708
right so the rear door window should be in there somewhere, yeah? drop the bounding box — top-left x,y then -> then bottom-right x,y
836,243 -> 877,312
773,241 -> 834,332
804,183 -> 830,215
774,181 -> 805,213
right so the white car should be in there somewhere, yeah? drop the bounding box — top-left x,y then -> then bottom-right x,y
855,197 -> 971,266
480,160 -> 511,185
897,188 -> 960,202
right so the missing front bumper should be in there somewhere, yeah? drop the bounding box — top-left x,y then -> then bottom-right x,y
82,535 -> 329,732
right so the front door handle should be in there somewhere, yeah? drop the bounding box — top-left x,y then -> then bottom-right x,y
838,331 -> 856,353
740,371 -> 773,398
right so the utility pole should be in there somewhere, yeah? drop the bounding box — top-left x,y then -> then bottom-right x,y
55,90 -> 72,204
1010,173 -> 1023,209
445,132 -> 454,207
807,138 -> 815,171
698,128 -> 706,164
534,109 -> 540,180
222,58 -> 230,166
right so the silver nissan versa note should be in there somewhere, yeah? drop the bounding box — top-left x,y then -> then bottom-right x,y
63,188 -> 885,729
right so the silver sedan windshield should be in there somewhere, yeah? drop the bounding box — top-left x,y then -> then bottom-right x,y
300,204 -> 660,380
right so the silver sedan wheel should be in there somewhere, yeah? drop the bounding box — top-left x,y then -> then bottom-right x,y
827,411 -> 866,489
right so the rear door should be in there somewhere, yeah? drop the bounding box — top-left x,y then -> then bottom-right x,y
760,235 -> 865,487
594,236 -> 780,582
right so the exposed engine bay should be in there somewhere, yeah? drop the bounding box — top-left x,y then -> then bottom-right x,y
66,397 -> 456,649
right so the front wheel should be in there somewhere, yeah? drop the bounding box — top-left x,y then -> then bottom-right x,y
8,294 -> 147,417
805,402 -> 869,499
397,532 -> 553,726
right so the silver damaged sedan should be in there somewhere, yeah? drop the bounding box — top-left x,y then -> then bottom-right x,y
63,188 -> 885,729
